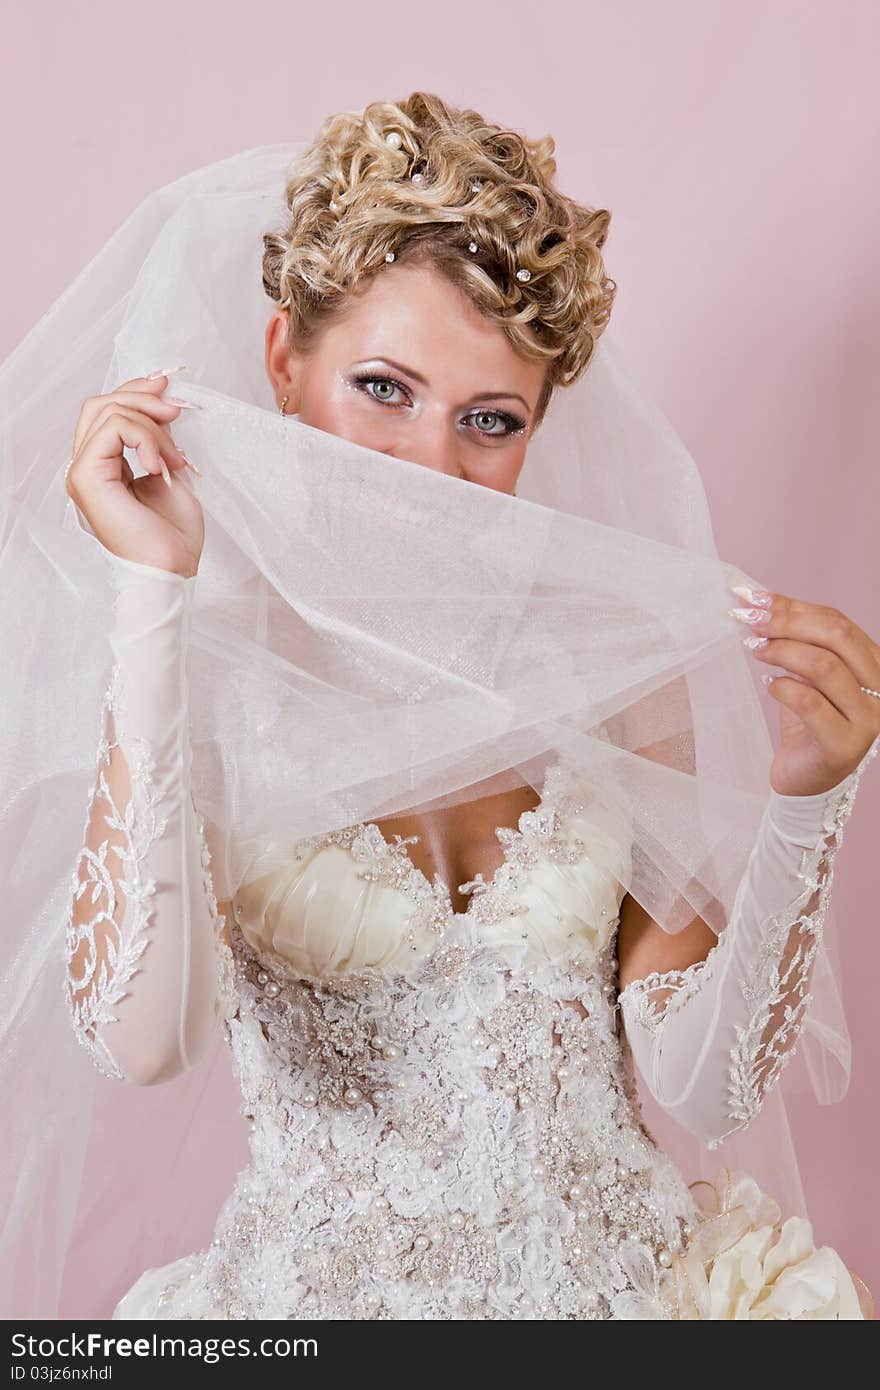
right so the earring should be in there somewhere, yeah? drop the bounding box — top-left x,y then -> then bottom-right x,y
279,396 -> 288,416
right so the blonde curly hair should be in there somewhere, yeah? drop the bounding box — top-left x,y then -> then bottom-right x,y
262,91 -> 617,425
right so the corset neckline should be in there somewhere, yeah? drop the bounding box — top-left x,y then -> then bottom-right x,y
231,749 -> 621,986
356,757 -> 565,922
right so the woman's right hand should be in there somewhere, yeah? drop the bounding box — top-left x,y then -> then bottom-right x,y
66,371 -> 204,578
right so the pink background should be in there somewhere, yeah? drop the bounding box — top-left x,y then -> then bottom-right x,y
4,0 -> 878,1309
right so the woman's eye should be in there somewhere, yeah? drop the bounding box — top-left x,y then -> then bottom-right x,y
354,375 -> 408,405
465,409 -> 526,438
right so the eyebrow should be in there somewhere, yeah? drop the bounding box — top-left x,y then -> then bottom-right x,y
351,356 -> 533,413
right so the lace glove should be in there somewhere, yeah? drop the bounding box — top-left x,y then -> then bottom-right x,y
63,552 -> 236,1086
617,733 -> 880,1148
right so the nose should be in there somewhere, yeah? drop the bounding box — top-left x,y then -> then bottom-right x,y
384,418 -> 464,479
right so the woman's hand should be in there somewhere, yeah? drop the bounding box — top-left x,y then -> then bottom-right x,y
728,583 -> 880,794
66,369 -> 204,578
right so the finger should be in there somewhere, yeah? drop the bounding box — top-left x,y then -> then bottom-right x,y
68,409 -> 179,492
764,675 -> 861,772
729,590 -> 880,697
71,377 -> 193,455
74,403 -> 189,477
744,636 -> 869,723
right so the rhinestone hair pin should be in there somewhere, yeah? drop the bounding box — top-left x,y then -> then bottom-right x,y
278,129 -> 536,305
383,133 -> 533,283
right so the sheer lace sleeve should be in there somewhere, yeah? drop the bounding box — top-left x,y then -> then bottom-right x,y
63,552 -> 238,1086
617,733 -> 880,1148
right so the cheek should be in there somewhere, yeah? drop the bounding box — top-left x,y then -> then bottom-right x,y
468,444 -> 527,494
299,380 -> 391,450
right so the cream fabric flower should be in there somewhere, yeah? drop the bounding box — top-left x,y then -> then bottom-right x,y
668,1170 -> 868,1319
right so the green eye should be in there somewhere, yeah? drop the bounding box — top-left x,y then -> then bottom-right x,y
352,373 -> 407,405
467,409 -> 526,438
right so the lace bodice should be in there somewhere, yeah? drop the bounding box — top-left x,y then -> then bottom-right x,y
161,765 -> 706,1319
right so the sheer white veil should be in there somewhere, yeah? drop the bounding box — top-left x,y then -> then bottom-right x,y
0,141 -> 854,1318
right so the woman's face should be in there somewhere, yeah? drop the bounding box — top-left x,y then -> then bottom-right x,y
265,263 -> 547,494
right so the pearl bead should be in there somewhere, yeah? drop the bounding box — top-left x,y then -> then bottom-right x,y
344,1086 -> 363,1105
658,1249 -> 673,1268
256,971 -> 269,985
448,1212 -> 465,1229
385,131 -> 403,149
300,1090 -> 317,1107
569,1183 -> 584,1200
532,1163 -> 546,1179
385,251 -> 395,263
413,1235 -> 431,1250
382,1043 -> 400,1060
371,1034 -> 386,1050
373,1195 -> 390,1211
516,268 -> 532,282
411,172 -> 424,184
372,1088 -> 389,1104
329,200 -> 340,212
682,1222 -> 694,1238
468,241 -> 478,253
263,980 -> 280,997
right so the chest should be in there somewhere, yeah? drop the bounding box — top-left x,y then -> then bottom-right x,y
371,784 -> 543,916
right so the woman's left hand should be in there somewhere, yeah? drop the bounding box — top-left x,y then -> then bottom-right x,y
728,583 -> 880,795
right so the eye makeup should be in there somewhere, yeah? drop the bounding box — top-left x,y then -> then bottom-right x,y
348,370 -> 528,440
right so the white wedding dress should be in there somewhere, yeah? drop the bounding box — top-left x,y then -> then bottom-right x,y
63,553 -> 877,1320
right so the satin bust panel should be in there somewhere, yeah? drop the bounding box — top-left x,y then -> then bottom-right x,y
232,794 -> 632,983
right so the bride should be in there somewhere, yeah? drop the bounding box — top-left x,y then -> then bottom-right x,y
30,91 -> 880,1318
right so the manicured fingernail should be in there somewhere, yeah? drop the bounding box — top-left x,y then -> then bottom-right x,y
147,364 -> 188,380
166,396 -> 203,410
742,634 -> 769,649
729,584 -> 773,607
160,460 -> 173,487
179,451 -> 203,477
762,673 -> 776,685
728,606 -> 772,625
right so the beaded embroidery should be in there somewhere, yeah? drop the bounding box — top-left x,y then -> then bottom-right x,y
125,757 -> 707,1320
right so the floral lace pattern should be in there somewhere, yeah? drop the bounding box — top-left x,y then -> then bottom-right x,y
194,804 -> 239,1025
63,668 -> 165,1081
63,664 -> 233,1077
616,734 -> 880,1150
117,758 -> 706,1320
723,737 -> 879,1141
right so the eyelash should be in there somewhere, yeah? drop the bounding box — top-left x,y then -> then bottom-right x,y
350,372 -> 527,439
